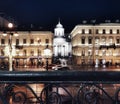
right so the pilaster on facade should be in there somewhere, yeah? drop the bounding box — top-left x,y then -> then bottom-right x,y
0,31 -> 53,68
71,23 -> 120,65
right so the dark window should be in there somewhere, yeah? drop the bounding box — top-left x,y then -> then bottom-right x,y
23,39 -> 26,44
1,49 -> 4,55
117,39 -> 120,44
38,39 -> 41,44
45,39 -> 49,44
16,39 -> 19,45
82,29 -> 85,34
38,49 -> 41,56
117,29 -> 119,34
31,50 -> 34,56
89,29 -> 92,34
96,29 -> 99,34
1,39 -> 5,44
103,29 -> 105,34
81,38 -> 85,44
88,38 -> 92,44
23,50 -> 27,56
110,29 -> 112,34
30,39 -> 34,44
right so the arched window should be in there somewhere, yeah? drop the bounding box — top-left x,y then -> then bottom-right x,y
116,36 -> 120,44
102,50 -> 106,56
101,37 -> 106,45
95,37 -> 99,45
103,29 -> 106,34
110,29 -> 112,34
109,36 -> 113,45
88,37 -> 92,44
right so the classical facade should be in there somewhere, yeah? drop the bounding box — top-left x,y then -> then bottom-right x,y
53,21 -> 71,64
71,23 -> 120,66
0,31 -> 53,69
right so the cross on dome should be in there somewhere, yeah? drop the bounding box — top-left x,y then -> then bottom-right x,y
56,20 -> 63,28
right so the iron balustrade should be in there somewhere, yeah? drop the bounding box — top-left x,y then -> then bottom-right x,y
0,71 -> 120,103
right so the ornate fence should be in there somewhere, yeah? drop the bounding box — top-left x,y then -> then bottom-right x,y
0,71 -> 120,104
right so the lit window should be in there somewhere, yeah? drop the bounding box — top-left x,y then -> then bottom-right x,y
102,50 -> 106,56
101,37 -> 106,45
95,50 -> 99,55
88,49 -> 92,56
38,39 -> 41,44
95,39 -> 99,45
109,50 -> 112,56
109,37 -> 113,45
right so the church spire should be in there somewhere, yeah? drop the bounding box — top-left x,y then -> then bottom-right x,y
58,18 -> 61,24
56,18 -> 63,28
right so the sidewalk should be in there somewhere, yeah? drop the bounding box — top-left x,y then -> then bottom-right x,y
14,66 -> 45,71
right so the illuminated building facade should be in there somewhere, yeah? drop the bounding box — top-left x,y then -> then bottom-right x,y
0,31 -> 53,69
71,23 -> 120,66
53,21 -> 71,63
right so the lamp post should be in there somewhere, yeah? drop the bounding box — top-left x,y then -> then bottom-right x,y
43,45 -> 52,104
44,45 -> 51,71
4,23 -> 18,71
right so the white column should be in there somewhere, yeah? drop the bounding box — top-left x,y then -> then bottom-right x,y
102,59 -> 106,68
9,53 -> 12,71
55,46 -> 58,56
95,59 -> 99,68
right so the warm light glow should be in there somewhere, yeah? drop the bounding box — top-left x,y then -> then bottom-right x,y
44,48 -> 52,58
8,23 -> 13,28
14,32 -> 19,36
19,53 -> 23,56
4,46 -> 16,56
99,30 -> 102,34
3,32 -> 7,36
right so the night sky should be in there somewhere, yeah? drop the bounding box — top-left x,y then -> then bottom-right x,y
0,0 -> 120,32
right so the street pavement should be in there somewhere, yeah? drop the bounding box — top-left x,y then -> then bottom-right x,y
14,64 -> 120,71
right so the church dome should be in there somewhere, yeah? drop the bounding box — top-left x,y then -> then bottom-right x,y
56,21 -> 63,28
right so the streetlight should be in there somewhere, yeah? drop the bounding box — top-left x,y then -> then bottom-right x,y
44,45 -> 52,71
43,45 -> 52,104
4,23 -> 18,71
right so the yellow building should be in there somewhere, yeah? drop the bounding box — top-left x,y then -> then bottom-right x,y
71,23 -> 120,66
0,31 -> 53,69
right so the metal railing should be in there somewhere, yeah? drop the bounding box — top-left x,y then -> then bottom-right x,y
0,71 -> 120,104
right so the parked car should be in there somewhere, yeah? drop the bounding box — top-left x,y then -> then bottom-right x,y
53,65 -> 70,71
52,65 -> 62,70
